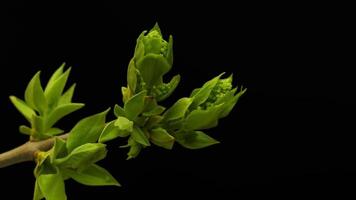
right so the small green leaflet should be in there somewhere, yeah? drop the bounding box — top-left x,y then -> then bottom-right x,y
124,90 -> 146,120
162,97 -> 192,121
131,126 -> 150,146
24,71 -> 47,114
9,96 -> 36,123
37,172 -> 67,200
150,128 -> 174,149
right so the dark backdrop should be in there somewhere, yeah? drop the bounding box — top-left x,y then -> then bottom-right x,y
2,1 -> 354,199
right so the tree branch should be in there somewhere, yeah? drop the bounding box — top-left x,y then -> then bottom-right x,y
0,134 -> 69,168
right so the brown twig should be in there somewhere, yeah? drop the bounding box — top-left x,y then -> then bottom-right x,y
0,133 -> 69,168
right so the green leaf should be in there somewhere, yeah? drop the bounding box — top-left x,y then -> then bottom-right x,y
58,83 -> 76,105
45,68 -> 71,108
114,104 -> 126,117
50,137 -> 67,163
219,87 -> 247,118
124,90 -> 146,120
150,128 -> 174,149
145,115 -> 163,129
127,59 -> 137,94
37,172 -> 67,200
56,143 -> 107,170
19,125 -> 32,135
121,86 -> 131,103
25,71 -> 47,114
176,131 -> 219,149
115,116 -> 133,132
166,35 -> 173,66
190,73 -> 223,108
45,63 -> 65,93
99,120 -> 127,143
9,96 -> 36,123
46,128 -> 64,136
125,137 -> 142,159
163,97 -> 192,121
63,164 -> 120,186
156,74 -> 180,101
131,126 -> 150,146
32,115 -> 46,139
142,105 -> 165,117
46,103 -> 85,129
184,104 -> 224,130
136,54 -> 171,87
33,180 -> 44,200
66,109 -> 109,152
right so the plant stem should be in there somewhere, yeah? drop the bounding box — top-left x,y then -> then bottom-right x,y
0,133 -> 69,168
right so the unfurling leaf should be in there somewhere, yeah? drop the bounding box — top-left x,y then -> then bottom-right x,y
183,104 -> 224,130
175,131 -> 219,149
19,125 -> 32,135
62,164 -> 120,187
114,116 -> 133,132
66,109 -> 109,152
58,83 -> 76,105
46,103 -> 85,129
163,97 -> 192,121
45,67 -> 71,108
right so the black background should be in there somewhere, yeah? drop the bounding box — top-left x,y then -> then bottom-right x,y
2,1 -> 355,199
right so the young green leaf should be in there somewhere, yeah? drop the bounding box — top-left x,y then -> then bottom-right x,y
114,116 -> 133,132
45,68 -> 71,108
166,35 -> 173,66
99,120 -> 126,143
55,143 -> 107,170
50,137 -> 67,163
45,63 -> 65,93
58,83 -> 76,105
46,128 -> 64,136
176,131 -> 220,149
114,104 -> 126,117
156,74 -> 180,101
66,109 -> 109,152
19,125 -> 32,135
136,54 -> 171,87
150,128 -> 175,149
24,71 -> 47,114
125,137 -> 142,160
127,59 -> 137,94
219,87 -> 247,118
37,172 -> 67,200
9,96 -> 36,123
46,103 -> 85,129
162,97 -> 192,121
32,115 -> 46,139
183,104 -> 224,131
62,164 -> 120,187
131,126 -> 150,146
190,73 -> 223,109
124,90 -> 147,120
33,180 -> 44,200
142,105 -> 165,117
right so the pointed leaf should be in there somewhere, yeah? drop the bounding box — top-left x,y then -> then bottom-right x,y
166,35 -> 173,66
46,128 -> 64,136
99,120 -> 127,143
46,103 -> 85,129
184,104 -> 224,130
219,88 -> 247,118
56,143 -> 107,169
190,73 -> 223,108
127,59 -> 137,94
25,71 -> 47,114
156,74 -> 180,101
32,115 -> 46,139
45,63 -> 65,93
19,125 -> 32,135
163,97 -> 192,121
45,68 -> 71,107
50,137 -> 67,163
150,128 -> 174,149
176,131 -> 220,149
38,172 -> 67,200
124,90 -> 146,120
63,164 -> 120,186
66,109 -> 109,152
136,54 -> 170,87
58,83 -> 76,105
142,105 -> 165,117
9,96 -> 36,122
114,104 -> 126,117
33,180 -> 44,200
125,137 -> 142,159
131,126 -> 150,146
